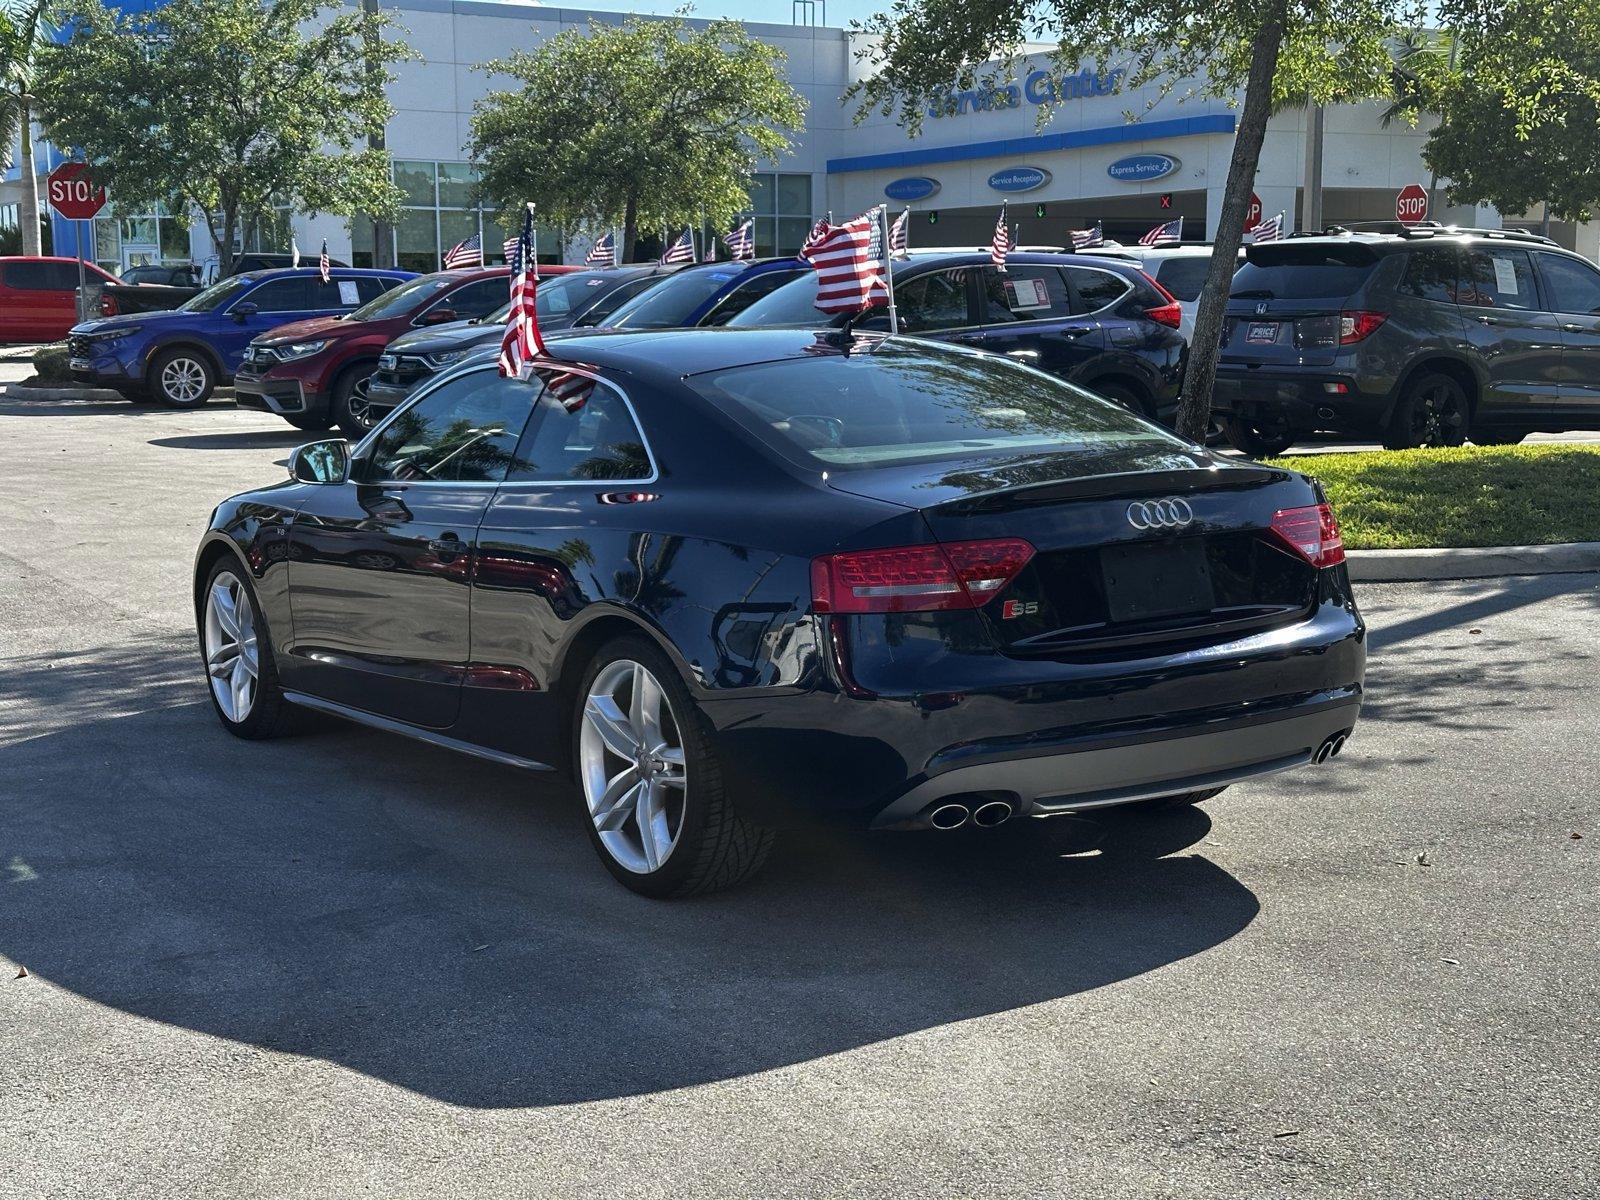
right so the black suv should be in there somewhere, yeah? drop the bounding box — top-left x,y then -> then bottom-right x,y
1211,227 -> 1600,454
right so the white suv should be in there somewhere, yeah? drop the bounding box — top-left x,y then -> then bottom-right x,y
1082,244 -> 1223,343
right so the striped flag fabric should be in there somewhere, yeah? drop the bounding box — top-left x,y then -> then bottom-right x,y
801,216 -> 829,257
800,208 -> 887,316
888,206 -> 909,258
660,228 -> 696,264
443,232 -> 483,269
318,239 -> 329,284
1252,211 -> 1285,242
586,231 -> 616,266
502,235 -> 520,261
499,204 -> 544,380
723,219 -> 755,260
1070,222 -> 1104,249
990,203 -> 1011,270
1139,217 -> 1184,246
535,366 -> 596,413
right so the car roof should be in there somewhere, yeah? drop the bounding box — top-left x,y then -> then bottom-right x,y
896,250 -> 1147,277
231,266 -> 416,282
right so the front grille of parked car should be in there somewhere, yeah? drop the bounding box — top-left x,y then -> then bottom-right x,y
67,335 -> 91,359
374,355 -> 428,386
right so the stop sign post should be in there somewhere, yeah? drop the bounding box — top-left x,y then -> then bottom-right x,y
1396,183 -> 1429,226
46,163 -> 107,323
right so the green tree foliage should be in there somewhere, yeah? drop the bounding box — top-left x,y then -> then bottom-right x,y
1399,2 -> 1600,222
847,0 -> 1422,441
469,15 -> 805,260
0,0 -> 53,255
35,0 -> 411,271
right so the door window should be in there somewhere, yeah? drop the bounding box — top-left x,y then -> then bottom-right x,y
437,278 -> 507,320
893,269 -> 971,332
305,276 -> 365,310
1397,247 -> 1460,303
1460,249 -> 1538,310
701,269 -> 808,325
506,382 -> 652,482
978,265 -> 1073,323
1065,267 -> 1132,313
246,278 -> 310,312
363,368 -> 539,483
2,261 -> 70,290
1534,253 -> 1600,316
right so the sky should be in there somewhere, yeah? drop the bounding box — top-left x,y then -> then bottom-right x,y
541,1 -> 889,28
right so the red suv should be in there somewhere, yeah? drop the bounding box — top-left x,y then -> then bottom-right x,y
0,255 -> 119,342
235,267 -> 520,435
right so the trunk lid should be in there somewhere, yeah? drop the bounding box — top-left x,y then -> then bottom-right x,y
1222,241 -> 1382,368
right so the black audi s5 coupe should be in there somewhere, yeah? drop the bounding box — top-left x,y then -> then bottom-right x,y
193,329 -> 1365,897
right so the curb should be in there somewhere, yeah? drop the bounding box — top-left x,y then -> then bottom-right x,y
1347,542 -> 1600,582
0,381 -> 236,402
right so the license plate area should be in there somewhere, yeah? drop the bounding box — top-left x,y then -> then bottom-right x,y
68,357 -> 91,370
1100,540 -> 1216,623
1245,321 -> 1280,344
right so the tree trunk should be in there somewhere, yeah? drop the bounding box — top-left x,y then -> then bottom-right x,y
623,195 -> 638,265
19,98 -> 40,257
1174,21 -> 1285,443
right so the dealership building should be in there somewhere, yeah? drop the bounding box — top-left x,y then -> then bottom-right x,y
6,2 -> 1596,273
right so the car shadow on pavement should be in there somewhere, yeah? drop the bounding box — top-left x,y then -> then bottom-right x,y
2,652 -> 1259,1110
148,431 -> 311,451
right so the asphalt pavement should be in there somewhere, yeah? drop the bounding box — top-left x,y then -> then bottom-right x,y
1,377 -> 1597,1199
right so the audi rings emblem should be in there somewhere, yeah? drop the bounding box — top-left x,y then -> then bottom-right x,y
1127,497 -> 1195,530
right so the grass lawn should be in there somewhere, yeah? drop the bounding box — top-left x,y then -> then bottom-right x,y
1264,443 -> 1600,550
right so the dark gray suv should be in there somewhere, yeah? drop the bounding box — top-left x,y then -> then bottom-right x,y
1210,227 -> 1600,454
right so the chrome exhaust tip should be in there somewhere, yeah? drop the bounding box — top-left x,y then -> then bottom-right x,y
1314,732 -> 1349,764
928,803 -> 971,830
972,800 -> 1014,828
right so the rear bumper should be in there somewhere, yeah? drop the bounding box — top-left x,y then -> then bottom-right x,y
1212,368 -> 1392,434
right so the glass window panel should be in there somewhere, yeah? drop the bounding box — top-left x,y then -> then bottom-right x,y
439,210 -> 481,265
507,385 -> 651,482
776,174 -> 811,216
754,216 -> 777,258
438,162 -> 477,209
776,216 -> 811,256
159,217 -> 188,262
394,160 -> 437,207
748,173 -> 775,215
366,369 -> 540,484
397,208 -> 438,275
121,216 -> 157,245
94,217 -> 118,260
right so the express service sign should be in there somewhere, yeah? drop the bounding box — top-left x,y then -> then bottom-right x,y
987,167 -> 1051,193
1107,154 -> 1180,184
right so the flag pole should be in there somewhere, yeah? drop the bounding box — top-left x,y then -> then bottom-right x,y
881,204 -> 899,337
528,202 -> 538,280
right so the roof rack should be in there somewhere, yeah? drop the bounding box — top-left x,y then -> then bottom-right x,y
1286,220 -> 1559,247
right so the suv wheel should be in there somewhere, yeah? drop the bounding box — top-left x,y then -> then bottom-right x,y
1220,414 -> 1297,458
331,364 -> 380,438
1095,381 -> 1153,419
1384,372 -> 1468,449
573,635 -> 775,897
149,347 -> 216,407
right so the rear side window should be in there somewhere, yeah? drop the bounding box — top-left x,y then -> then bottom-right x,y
1066,267 -> 1132,313
3,261 -> 75,290
506,385 -> 651,481
1153,257 -> 1211,302
978,265 -> 1073,322
1460,249 -> 1538,310
1397,247 -> 1460,303
356,277 -> 393,303
1233,245 -> 1379,300
305,277 -> 366,309
1534,253 -> 1600,315
893,268 -> 971,332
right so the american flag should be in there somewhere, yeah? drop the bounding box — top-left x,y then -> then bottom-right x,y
586,231 -> 616,266
1071,222 -> 1104,249
535,365 -> 595,413
1252,211 -> 1285,243
660,228 -> 696,264
502,235 -> 520,261
887,206 -> 909,258
990,203 -> 1011,270
318,239 -> 329,284
800,208 -> 886,316
801,216 -> 829,257
443,232 -> 483,269
499,204 -> 544,380
723,219 -> 754,260
1140,217 -> 1184,246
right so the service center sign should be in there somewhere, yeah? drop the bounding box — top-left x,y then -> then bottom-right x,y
988,166 -> 1051,193
885,176 -> 940,202
46,162 -> 107,221
1107,154 -> 1180,184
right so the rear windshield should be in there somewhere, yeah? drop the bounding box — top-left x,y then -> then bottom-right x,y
1154,256 -> 1212,302
604,268 -> 740,329
686,341 -> 1182,471
1233,245 -> 1379,300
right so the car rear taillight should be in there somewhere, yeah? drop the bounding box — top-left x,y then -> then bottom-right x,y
100,295 -> 118,316
811,538 -> 1036,614
1339,310 -> 1387,344
1138,270 -> 1183,329
1269,504 -> 1345,569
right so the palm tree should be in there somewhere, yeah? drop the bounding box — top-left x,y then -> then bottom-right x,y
0,0 -> 52,256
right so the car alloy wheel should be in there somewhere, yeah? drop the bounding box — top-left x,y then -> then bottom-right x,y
203,569 -> 259,723
160,356 -> 209,405
579,658 -> 689,875
1410,379 -> 1466,446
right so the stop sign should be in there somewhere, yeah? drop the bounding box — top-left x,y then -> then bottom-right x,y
1246,192 -> 1263,229
1396,183 -> 1429,226
46,162 -> 107,221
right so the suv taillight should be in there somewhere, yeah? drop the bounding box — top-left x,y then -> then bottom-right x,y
1138,270 -> 1183,329
100,294 -> 118,316
1339,310 -> 1387,344
811,538 -> 1036,614
1269,504 -> 1345,569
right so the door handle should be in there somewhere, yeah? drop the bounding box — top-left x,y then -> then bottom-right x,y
1563,322 -> 1587,333
428,533 -> 463,559
1005,349 -> 1040,359
1476,315 -> 1499,325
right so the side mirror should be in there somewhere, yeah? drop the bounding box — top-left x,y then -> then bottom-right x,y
420,307 -> 459,326
231,301 -> 259,323
288,439 -> 351,485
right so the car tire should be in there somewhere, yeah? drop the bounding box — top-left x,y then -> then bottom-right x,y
1132,786 -> 1228,811
1383,371 -> 1469,449
1221,414 -> 1297,458
331,363 -> 381,438
572,634 -> 775,897
1471,428 -> 1529,446
283,411 -> 335,432
1095,381 -> 1153,420
198,558 -> 300,740
148,347 -> 216,407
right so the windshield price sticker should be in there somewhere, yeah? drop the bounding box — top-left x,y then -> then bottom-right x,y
1004,276 -> 1050,310
338,280 -> 361,305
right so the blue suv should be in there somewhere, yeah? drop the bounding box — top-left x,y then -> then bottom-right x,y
67,267 -> 415,406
